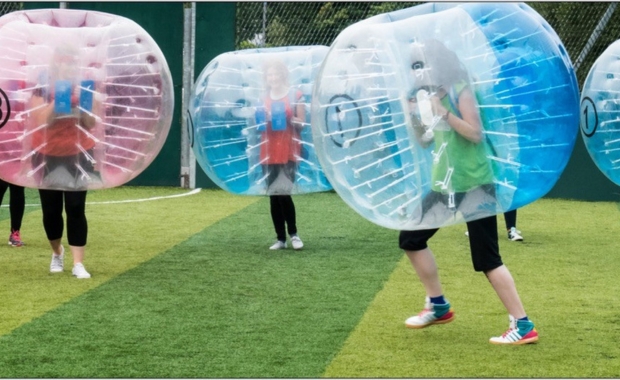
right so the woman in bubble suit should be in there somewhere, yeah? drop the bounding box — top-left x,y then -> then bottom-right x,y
259,59 -> 305,251
400,39 -> 537,344
26,45 -> 101,279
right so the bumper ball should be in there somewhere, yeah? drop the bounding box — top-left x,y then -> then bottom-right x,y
0,9 -> 173,191
188,46 -> 332,195
311,2 -> 580,230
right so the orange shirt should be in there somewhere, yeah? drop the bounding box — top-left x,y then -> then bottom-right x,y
259,90 -> 302,165
31,116 -> 96,157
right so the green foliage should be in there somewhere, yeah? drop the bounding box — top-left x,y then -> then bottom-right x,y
235,1 -> 620,89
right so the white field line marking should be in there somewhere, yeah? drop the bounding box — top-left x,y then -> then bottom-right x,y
3,188 -> 203,208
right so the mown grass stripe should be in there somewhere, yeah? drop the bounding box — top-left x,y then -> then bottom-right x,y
322,198 -> 620,378
0,191 -> 403,378
0,187 -> 258,337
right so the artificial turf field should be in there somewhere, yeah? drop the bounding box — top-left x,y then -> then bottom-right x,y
0,186 -> 619,378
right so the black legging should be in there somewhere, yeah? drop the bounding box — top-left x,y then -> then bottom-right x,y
270,195 -> 297,242
503,209 -> 517,230
38,189 -> 88,247
0,179 -> 25,232
264,162 -> 298,241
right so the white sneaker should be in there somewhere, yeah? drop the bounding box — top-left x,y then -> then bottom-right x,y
50,246 -> 65,273
508,227 -> 523,241
489,315 -> 538,345
269,240 -> 287,250
72,263 -> 91,279
405,296 -> 455,329
290,235 -> 304,250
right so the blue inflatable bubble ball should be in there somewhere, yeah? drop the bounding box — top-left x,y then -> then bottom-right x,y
311,2 -> 580,230
581,39 -> 620,186
188,46 -> 332,196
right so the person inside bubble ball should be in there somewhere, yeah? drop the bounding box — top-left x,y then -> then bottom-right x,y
26,45 -> 102,279
258,58 -> 305,251
400,39 -> 537,344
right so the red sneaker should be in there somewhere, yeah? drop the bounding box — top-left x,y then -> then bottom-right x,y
8,230 -> 24,247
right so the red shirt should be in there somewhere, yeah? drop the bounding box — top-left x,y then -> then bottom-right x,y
32,116 -> 96,156
259,90 -> 303,165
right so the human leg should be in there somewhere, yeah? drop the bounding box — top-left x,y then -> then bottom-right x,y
468,216 -> 536,343
279,195 -> 298,236
63,190 -> 90,278
269,195 -> 287,242
280,162 -> 303,249
1,181 -> 25,246
264,165 -> 287,249
8,184 -> 25,232
39,189 -> 64,246
400,229 -> 454,328
503,209 -> 516,230
405,247 -> 443,297
279,194 -> 303,250
485,265 -> 526,319
0,179 -> 8,206
8,184 -> 26,246
40,189 -> 65,272
504,209 -> 523,241
472,217 -> 526,317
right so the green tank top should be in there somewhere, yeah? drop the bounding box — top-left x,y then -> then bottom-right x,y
430,81 -> 494,193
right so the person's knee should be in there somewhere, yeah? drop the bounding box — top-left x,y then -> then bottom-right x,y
473,259 -> 503,273
399,233 -> 428,251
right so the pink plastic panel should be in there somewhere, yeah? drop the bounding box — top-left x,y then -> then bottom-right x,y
0,9 -> 173,190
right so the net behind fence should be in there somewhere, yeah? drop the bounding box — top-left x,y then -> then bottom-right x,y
236,2 -> 620,88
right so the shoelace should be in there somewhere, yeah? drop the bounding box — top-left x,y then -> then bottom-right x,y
501,327 -> 519,339
418,308 -> 433,317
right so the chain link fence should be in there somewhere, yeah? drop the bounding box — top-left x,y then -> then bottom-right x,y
0,2 -> 21,16
236,2 -> 620,88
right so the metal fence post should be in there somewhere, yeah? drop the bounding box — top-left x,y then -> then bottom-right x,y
181,2 -> 196,188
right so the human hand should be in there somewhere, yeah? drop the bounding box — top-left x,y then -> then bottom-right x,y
429,95 -> 448,120
291,116 -> 304,128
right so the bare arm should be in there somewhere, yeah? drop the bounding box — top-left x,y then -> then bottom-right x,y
79,97 -> 100,129
431,87 -> 482,143
291,96 -> 305,128
28,94 -> 54,127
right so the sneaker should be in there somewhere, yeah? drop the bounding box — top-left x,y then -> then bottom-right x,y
50,246 -> 65,273
405,297 -> 455,329
508,227 -> 523,241
8,230 -> 24,247
489,315 -> 538,345
290,235 -> 304,250
72,263 -> 91,279
269,240 -> 287,250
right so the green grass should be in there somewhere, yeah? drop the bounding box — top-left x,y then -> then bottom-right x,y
0,188 -> 619,378
324,198 -> 620,378
0,187 -> 259,337
0,189 -> 403,378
